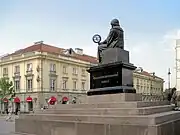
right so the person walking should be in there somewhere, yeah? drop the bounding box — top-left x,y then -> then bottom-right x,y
6,105 -> 12,121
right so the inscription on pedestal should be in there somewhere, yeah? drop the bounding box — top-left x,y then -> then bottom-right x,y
92,71 -> 120,88
88,62 -> 136,91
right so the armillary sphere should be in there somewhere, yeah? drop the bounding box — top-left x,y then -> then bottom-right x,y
92,34 -> 101,43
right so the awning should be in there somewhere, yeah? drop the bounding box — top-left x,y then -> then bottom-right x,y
3,98 -> 8,103
26,96 -> 32,102
14,97 -> 20,103
48,96 -> 57,103
62,97 -> 68,102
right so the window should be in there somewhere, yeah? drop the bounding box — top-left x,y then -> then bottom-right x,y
73,67 -> 78,74
63,66 -> 67,73
73,80 -> 77,90
50,79 -> 56,91
137,79 -> 139,84
27,79 -> 33,90
82,82 -> 85,90
50,63 -> 56,72
15,65 -> 20,73
3,68 -> 8,75
62,80 -> 67,89
82,69 -> 86,76
14,80 -> 20,91
27,63 -> 32,71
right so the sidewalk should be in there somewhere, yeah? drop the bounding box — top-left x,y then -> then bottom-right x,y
0,114 -> 19,121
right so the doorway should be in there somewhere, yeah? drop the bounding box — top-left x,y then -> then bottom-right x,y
28,102 -> 33,111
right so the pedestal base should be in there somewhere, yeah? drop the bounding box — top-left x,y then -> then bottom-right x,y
15,93 -> 180,135
87,86 -> 136,96
86,93 -> 141,103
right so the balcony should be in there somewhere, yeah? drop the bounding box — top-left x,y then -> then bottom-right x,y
72,73 -> 78,77
26,70 -> 33,74
3,73 -> 8,77
81,73 -> 86,77
49,71 -> 57,78
49,70 -> 56,74
14,72 -> 20,76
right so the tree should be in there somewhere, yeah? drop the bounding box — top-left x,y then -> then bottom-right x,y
0,77 -> 15,114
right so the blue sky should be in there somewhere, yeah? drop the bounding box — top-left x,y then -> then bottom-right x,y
0,0 -> 180,88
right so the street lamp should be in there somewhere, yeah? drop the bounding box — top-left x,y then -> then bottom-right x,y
168,68 -> 171,90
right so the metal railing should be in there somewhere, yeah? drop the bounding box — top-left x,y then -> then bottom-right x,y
141,94 -> 165,101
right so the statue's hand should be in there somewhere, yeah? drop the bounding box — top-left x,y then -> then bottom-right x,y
98,42 -> 102,45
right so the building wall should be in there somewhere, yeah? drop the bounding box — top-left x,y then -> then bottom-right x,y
0,54 -> 39,92
0,51 -> 91,111
41,54 -> 90,92
176,39 -> 180,91
133,71 -> 164,95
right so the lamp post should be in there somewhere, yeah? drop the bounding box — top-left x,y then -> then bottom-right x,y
168,68 -> 171,90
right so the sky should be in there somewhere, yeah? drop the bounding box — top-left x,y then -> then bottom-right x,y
0,0 -> 180,88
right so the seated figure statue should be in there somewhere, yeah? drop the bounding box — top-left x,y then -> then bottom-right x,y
97,19 -> 124,63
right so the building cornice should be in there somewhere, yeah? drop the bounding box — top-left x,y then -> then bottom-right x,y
0,52 -> 92,67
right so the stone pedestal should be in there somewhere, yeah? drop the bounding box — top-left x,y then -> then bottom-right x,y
87,48 -> 136,96
86,93 -> 142,103
15,93 -> 180,135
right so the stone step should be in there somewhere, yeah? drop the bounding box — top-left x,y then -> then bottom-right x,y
52,101 -> 169,109
36,105 -> 173,115
18,111 -> 180,126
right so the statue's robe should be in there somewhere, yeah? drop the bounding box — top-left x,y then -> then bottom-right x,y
97,25 -> 124,62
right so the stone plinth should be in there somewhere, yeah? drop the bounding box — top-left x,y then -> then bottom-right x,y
15,93 -> 180,135
87,62 -> 136,96
86,93 -> 141,103
101,48 -> 129,64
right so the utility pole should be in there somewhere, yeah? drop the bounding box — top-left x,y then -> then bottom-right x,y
168,68 -> 171,90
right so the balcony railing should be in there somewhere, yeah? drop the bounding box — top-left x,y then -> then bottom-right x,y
49,70 -> 56,74
14,72 -> 20,76
26,70 -> 33,74
3,73 -> 8,77
141,94 -> 165,101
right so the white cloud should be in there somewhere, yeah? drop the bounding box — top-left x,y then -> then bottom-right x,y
125,29 -> 180,89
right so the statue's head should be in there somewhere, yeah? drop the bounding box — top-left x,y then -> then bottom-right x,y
110,19 -> 120,26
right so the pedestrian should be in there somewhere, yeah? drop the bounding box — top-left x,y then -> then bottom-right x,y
72,97 -> 76,104
6,105 -> 12,121
5,108 -> 8,115
15,107 -> 18,115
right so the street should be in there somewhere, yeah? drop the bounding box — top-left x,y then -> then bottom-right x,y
0,116 -> 19,135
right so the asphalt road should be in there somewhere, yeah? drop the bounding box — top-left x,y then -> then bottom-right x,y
0,116 -> 20,135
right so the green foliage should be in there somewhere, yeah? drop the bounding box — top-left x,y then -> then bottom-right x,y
0,77 -> 14,98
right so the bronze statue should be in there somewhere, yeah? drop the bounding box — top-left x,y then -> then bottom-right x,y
92,19 -> 124,63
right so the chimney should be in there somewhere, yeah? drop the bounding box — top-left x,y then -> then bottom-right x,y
75,48 -> 83,55
135,67 -> 143,72
34,41 -> 44,45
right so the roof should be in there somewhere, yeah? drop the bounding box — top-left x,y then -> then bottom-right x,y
134,70 -> 163,80
4,43 -> 98,64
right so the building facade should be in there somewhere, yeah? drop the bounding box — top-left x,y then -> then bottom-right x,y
0,41 -> 97,112
133,68 -> 164,96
